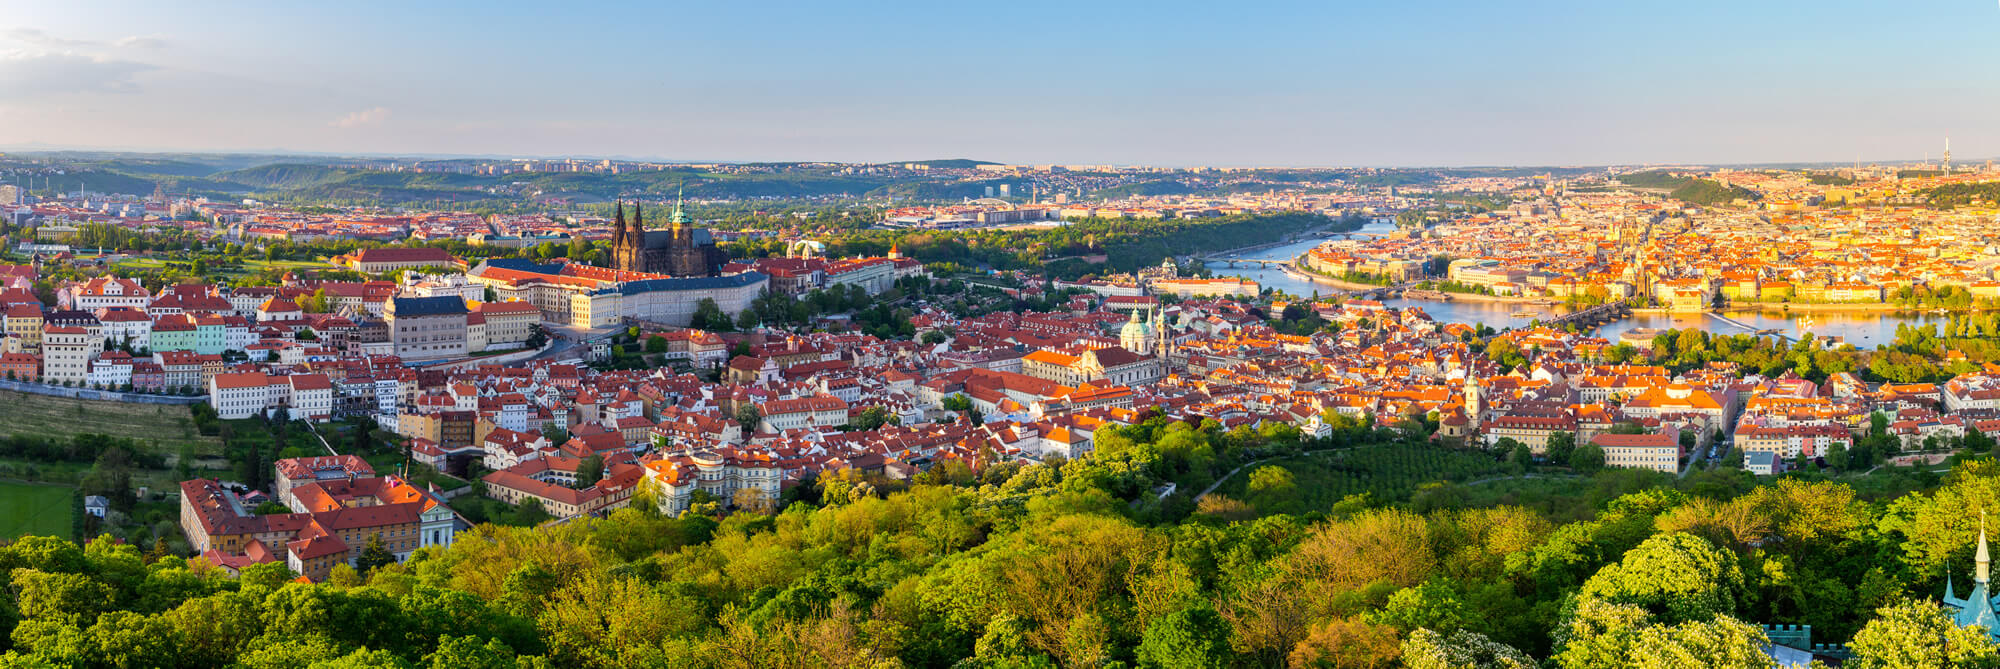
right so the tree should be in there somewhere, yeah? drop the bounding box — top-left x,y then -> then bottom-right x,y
1577,533 -> 1744,623
1509,442 -> 1534,473
734,404 -> 762,431
237,440 -> 264,491
1573,443 -> 1606,474
574,454 -> 604,489
1848,599 -> 2000,669
850,406 -> 893,432
1288,617 -> 1401,668
1544,431 -> 1577,466
691,298 -> 731,332
1370,580 -> 1468,634
1967,427 -> 1996,455
1138,606 -> 1234,669
356,533 -> 394,573
513,499 -> 551,526
1401,628 -> 1537,669
1245,465 -> 1301,516
425,635 -> 518,669
541,421 -> 568,447
12,569 -> 115,628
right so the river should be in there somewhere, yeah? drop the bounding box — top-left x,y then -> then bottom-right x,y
1203,222 -> 1939,345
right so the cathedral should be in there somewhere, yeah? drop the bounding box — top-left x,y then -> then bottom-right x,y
609,194 -> 730,277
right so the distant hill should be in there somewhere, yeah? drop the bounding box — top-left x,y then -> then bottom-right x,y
199,165 -> 904,205
1614,171 -> 1691,190
1668,179 -> 1758,206
1093,180 -> 1197,198
217,164 -> 362,189
891,159 -> 999,169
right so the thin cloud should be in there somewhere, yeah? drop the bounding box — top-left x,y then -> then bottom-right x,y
114,36 -> 170,50
0,50 -> 153,95
2,28 -> 97,49
330,107 -> 392,128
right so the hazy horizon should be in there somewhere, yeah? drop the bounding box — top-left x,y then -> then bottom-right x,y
3,0 -> 1996,167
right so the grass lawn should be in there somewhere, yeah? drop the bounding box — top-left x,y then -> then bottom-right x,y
0,481 -> 73,540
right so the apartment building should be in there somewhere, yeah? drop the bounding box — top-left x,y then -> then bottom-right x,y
385,296 -> 469,361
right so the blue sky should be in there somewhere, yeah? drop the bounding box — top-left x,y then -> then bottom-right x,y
1,0 -> 1996,166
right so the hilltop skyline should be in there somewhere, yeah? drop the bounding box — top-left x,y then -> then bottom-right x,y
4,0 -> 2000,166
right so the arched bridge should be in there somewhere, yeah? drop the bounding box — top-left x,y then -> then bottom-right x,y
1541,302 -> 1630,329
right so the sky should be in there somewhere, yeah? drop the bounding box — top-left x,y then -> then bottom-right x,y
0,0 -> 1997,167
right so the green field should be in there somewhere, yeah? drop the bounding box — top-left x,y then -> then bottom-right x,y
1214,445 -> 1512,511
114,257 -> 336,276
0,390 -> 216,449
0,481 -> 73,539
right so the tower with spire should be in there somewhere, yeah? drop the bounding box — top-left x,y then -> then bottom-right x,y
1943,512 -> 2000,641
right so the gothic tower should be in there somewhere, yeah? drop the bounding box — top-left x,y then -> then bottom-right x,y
611,200 -> 629,271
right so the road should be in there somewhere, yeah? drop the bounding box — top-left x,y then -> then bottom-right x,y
526,324 -> 610,363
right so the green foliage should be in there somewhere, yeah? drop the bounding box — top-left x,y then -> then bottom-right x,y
1137,606 -> 1232,669
1402,628 -> 1538,669
1667,179 -> 1758,206
574,455 -> 604,490
1847,599 -> 2000,669
11,423 -> 2000,667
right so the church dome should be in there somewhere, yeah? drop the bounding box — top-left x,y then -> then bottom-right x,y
1119,310 -> 1154,353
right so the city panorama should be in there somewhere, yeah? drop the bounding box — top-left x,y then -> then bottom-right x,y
4,1 -> 2000,667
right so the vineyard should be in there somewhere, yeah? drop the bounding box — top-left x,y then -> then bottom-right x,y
1220,444 -> 1511,510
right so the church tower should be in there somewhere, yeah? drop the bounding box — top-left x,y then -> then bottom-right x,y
1944,513 -> 2000,641
1464,376 -> 1483,432
670,189 -> 689,246
611,200 -> 631,271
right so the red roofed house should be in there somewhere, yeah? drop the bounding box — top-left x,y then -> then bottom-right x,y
1589,432 -> 1682,473
336,247 -> 460,273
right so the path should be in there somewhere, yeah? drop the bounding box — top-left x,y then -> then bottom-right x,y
301,421 -> 339,457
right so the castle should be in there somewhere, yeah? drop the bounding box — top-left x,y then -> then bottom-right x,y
609,193 -> 730,278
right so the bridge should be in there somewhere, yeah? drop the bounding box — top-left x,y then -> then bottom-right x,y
1542,302 -> 1630,329
1203,257 -> 1293,268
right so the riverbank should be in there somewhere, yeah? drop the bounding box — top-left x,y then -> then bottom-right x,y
1281,263 -> 1392,292
1408,291 -> 1559,306
1727,302 -> 1987,315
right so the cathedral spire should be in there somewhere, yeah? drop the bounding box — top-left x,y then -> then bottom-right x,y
612,200 -> 626,252
671,187 -> 690,228
1980,511 -> 1990,586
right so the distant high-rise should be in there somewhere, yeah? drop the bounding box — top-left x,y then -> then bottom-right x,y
984,186 -> 995,198
998,183 -> 1012,197
1944,138 -> 1953,175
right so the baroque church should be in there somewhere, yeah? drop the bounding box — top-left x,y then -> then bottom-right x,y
609,194 -> 731,277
